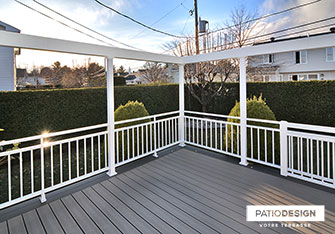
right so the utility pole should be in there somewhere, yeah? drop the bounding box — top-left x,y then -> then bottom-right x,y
194,0 -> 200,54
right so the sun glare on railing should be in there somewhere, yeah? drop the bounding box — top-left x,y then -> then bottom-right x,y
42,140 -> 51,148
41,131 -> 49,138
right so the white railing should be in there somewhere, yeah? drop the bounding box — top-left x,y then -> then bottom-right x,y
0,111 -> 180,209
246,118 -> 281,168
0,123 -> 109,209
286,122 -> 335,188
183,112 -> 334,189
114,111 -> 180,166
1,111 -> 334,210
184,111 -> 241,158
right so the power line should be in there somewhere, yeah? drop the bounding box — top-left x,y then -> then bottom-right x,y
14,0 -> 119,48
208,0 -> 322,35
131,0 -> 188,39
198,19 -> 335,53
246,16 -> 335,41
94,0 -> 188,38
32,0 -> 141,50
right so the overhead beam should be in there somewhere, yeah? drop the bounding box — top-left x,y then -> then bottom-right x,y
0,30 -> 183,64
182,33 -> 335,63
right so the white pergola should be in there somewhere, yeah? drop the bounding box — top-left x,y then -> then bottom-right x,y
0,30 -> 334,177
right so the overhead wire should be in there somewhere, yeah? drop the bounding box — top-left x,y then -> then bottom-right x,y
131,0 -> 188,39
31,0 -> 141,50
161,0 -> 323,53
208,0 -> 322,35
14,0 -> 120,48
94,0 -> 188,38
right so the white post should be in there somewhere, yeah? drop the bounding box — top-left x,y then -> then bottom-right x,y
40,137 -> 46,203
106,57 -> 117,177
280,121 -> 288,176
153,116 -> 158,157
179,64 -> 185,147
239,57 -> 248,166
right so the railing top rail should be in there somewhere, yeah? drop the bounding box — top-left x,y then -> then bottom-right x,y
184,110 -> 241,120
115,111 -> 180,125
0,123 -> 108,147
288,130 -> 335,142
287,122 -> 335,134
246,118 -> 280,125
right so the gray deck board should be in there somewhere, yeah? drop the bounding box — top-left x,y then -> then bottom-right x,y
126,170 -> 233,233
132,167 -> 259,234
0,222 -> 8,234
7,215 -> 27,234
72,191 -> 121,234
111,176 -> 198,234
61,195 -> 102,234
49,200 -> 84,234
82,187 -> 139,234
140,160 -> 280,234
103,179 -> 179,234
36,204 -> 64,234
22,210 -> 46,234
1,147 -> 334,234
91,183 -> 159,234
117,174 -> 206,233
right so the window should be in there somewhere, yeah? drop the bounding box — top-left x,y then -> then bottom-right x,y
295,50 -> 307,64
262,54 -> 273,64
290,73 -> 319,81
326,47 -> 334,62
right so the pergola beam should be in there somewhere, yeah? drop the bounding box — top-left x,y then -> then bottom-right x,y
0,30 -> 183,64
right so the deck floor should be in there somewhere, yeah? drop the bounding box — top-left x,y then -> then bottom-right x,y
1,147 -> 334,234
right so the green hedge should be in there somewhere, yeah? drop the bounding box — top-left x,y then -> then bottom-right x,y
1,80 -> 334,140
0,84 -> 178,140
186,80 -> 335,127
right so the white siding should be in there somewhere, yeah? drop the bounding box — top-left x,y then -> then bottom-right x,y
0,46 -> 15,91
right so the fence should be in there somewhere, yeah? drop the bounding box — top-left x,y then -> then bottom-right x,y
184,111 -> 335,189
1,111 -> 334,210
0,111 -> 180,210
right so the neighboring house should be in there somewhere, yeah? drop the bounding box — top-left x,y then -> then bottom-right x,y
16,76 -> 48,88
248,29 -> 335,82
125,70 -> 149,85
0,21 -> 20,91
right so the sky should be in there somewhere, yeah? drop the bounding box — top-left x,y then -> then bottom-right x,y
0,0 -> 333,71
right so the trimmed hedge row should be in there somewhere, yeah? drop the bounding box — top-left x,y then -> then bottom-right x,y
1,80 -> 334,140
194,80 -> 335,127
0,84 -> 178,140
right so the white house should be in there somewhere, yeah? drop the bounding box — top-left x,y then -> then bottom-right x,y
248,29 -> 335,82
0,21 -> 20,91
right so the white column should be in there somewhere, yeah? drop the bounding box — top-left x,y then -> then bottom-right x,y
239,57 -> 248,166
106,57 -> 117,176
179,64 -> 185,147
280,121 -> 288,176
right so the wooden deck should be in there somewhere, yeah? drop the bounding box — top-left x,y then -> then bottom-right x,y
0,147 -> 334,234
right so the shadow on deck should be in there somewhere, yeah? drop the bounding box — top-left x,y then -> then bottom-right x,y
0,146 -> 334,234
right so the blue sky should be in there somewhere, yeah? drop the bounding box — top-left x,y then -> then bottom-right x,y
0,0 -> 333,70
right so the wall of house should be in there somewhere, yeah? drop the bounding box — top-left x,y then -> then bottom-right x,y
0,22 -> 19,91
249,47 -> 335,82
0,46 -> 15,91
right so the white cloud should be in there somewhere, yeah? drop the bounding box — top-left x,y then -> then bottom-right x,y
258,0 -> 334,36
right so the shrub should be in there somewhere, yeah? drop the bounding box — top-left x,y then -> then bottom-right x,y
226,95 -> 280,164
114,101 -> 150,161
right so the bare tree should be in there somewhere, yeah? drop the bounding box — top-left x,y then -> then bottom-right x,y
140,62 -> 171,84
227,5 -> 258,48
164,5 -> 259,111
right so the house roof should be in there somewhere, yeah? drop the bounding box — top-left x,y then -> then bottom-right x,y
0,21 -> 20,33
253,29 -> 335,46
